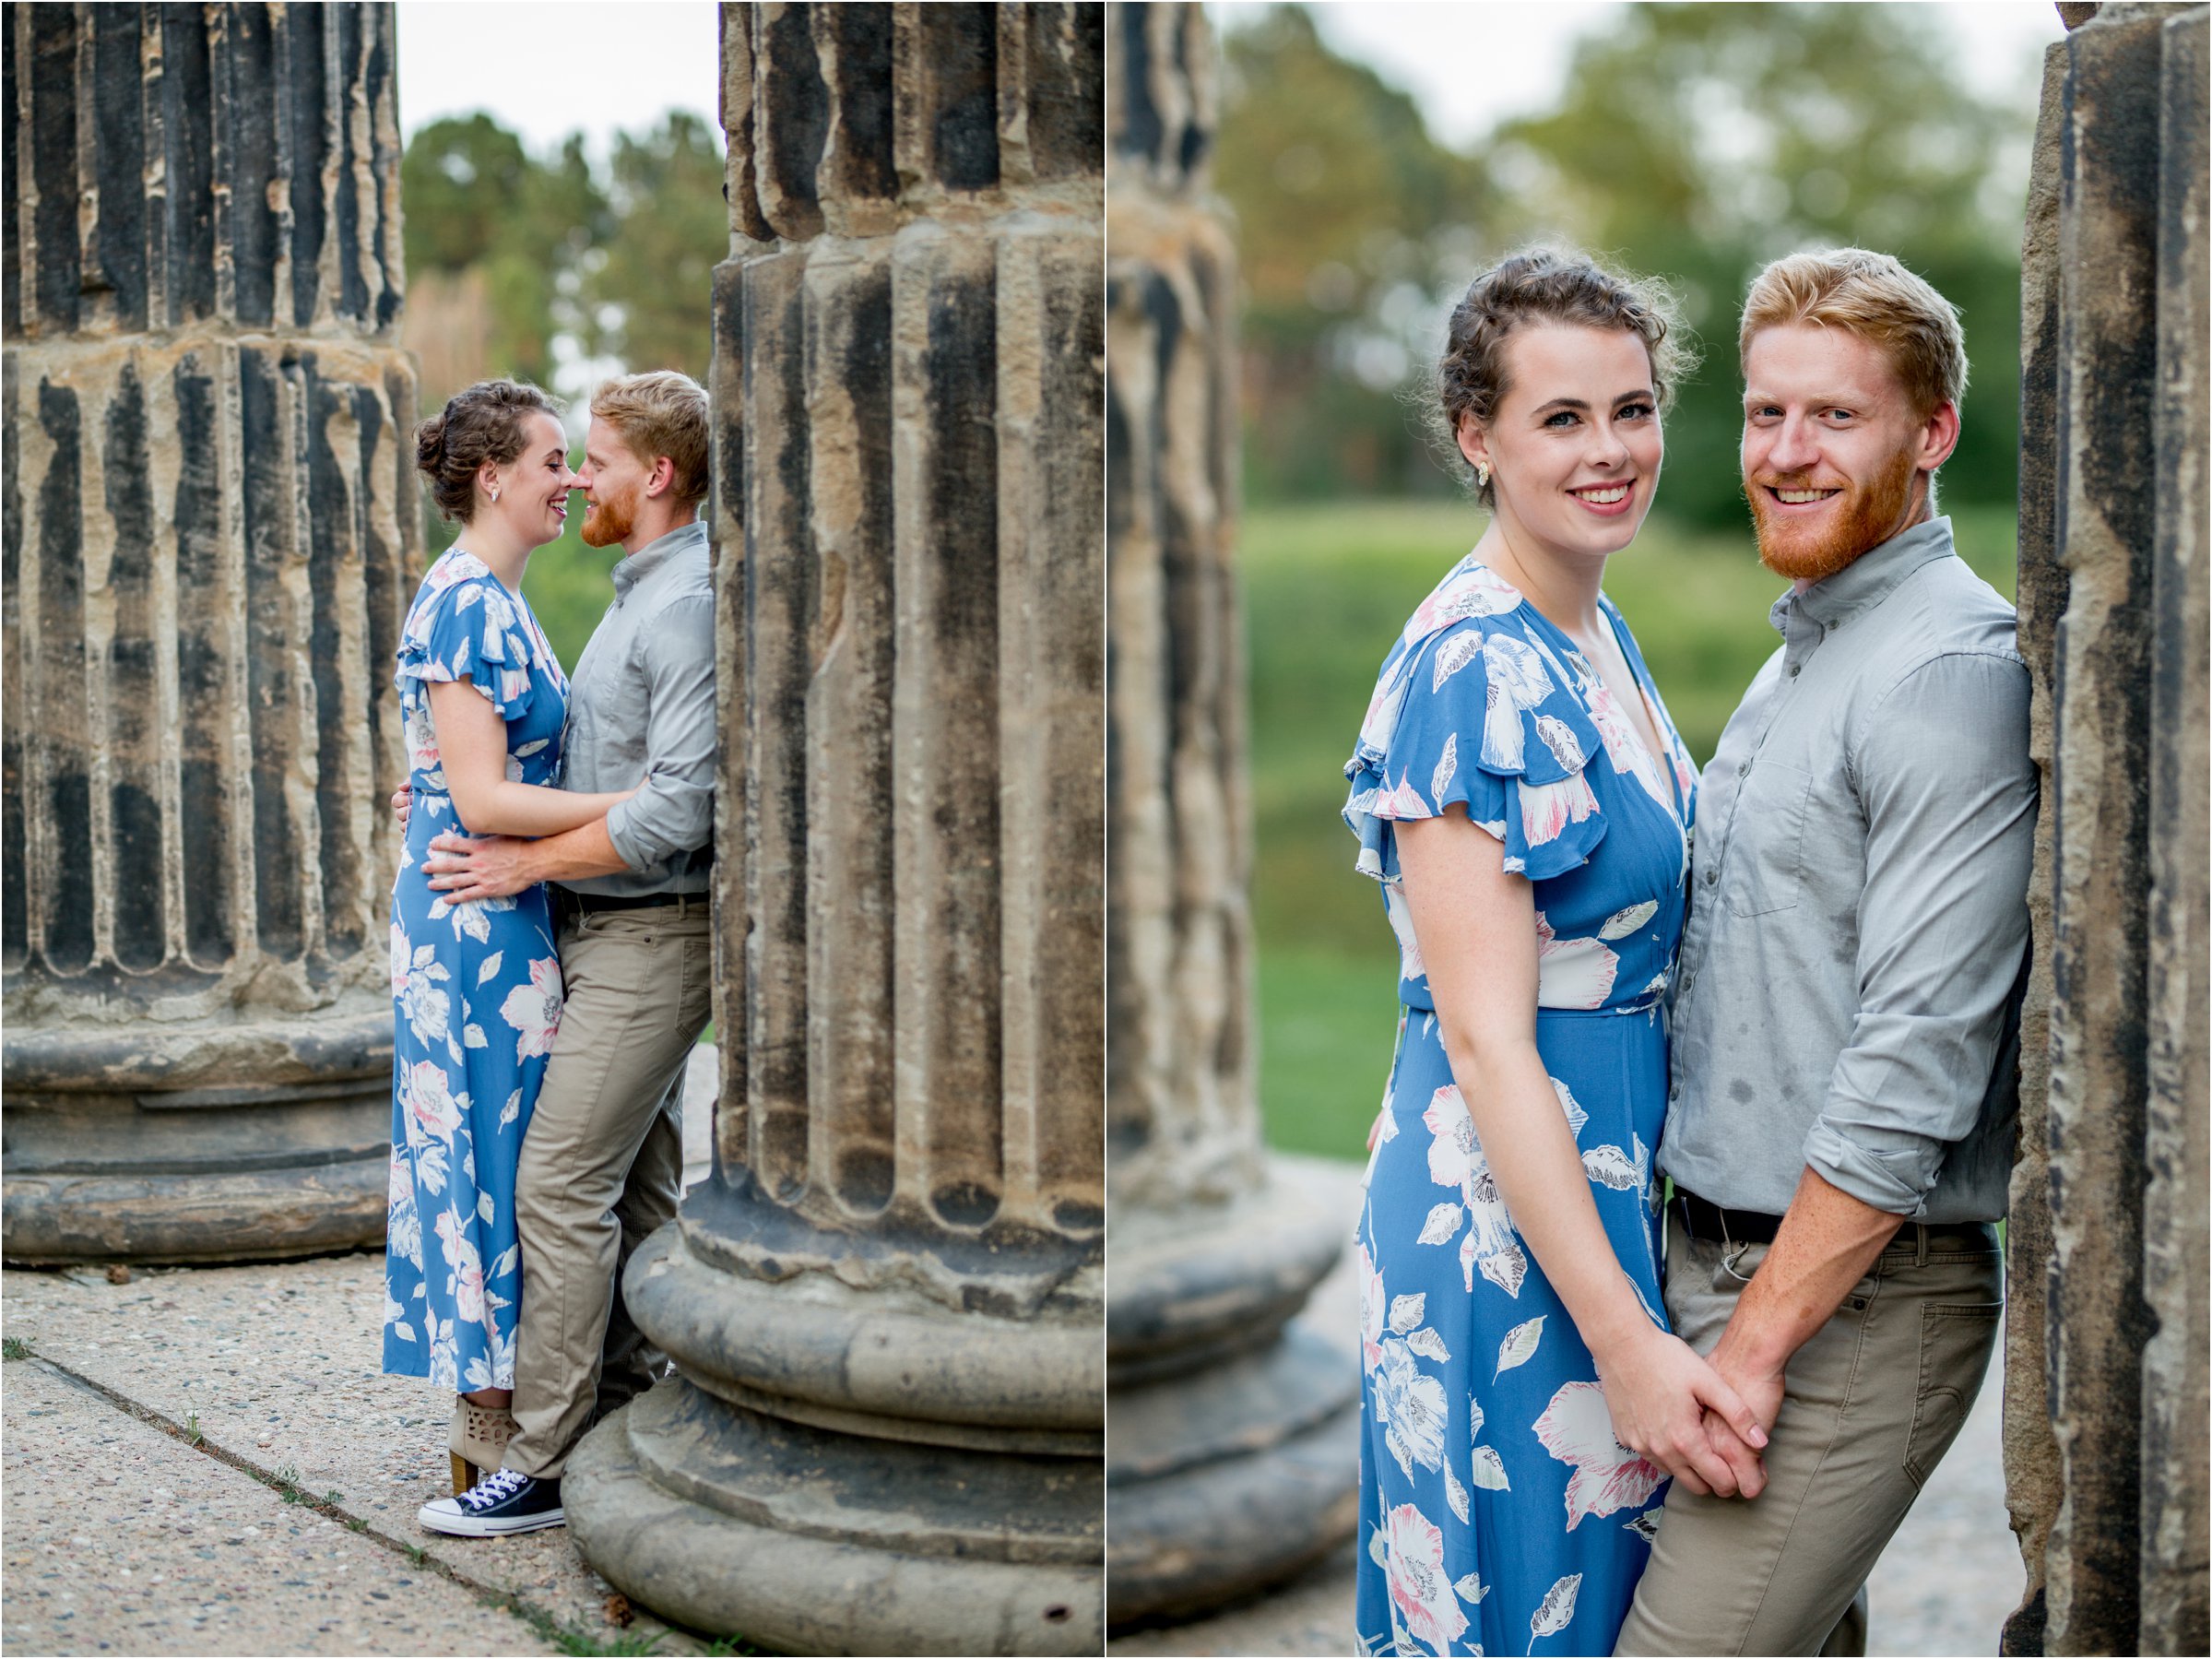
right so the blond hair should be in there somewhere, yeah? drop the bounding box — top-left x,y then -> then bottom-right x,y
590,371 -> 710,508
1738,249 -> 1967,415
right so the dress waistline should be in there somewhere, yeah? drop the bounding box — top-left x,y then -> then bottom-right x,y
1401,993 -> 1664,1019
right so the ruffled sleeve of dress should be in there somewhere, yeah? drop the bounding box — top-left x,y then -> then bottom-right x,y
396,556 -> 539,723
1343,605 -> 1608,886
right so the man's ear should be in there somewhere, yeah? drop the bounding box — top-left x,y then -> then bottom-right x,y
645,456 -> 677,499
1916,400 -> 1961,474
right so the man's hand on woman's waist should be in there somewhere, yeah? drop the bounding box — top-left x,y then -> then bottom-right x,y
423,819 -> 632,903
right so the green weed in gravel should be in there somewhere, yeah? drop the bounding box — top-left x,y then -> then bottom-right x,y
550,1629 -> 664,1657
1,1336 -> 30,1361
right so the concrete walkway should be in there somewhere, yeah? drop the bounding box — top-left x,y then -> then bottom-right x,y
1,1252 -> 704,1657
2,1049 -> 722,1659
1112,1155 -> 2025,1659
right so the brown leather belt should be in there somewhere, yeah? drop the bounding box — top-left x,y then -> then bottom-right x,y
1670,1188 -> 1992,1250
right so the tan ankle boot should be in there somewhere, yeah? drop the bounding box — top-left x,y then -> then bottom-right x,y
449,1399 -> 516,1494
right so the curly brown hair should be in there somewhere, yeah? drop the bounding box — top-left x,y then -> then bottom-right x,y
414,379 -> 565,524
1434,248 -> 1695,507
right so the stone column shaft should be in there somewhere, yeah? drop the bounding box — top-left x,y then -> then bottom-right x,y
3,3 -> 418,1264
565,8 -> 1106,1653
2139,9 -> 2207,1651
2002,36 -> 2068,1653
2005,6 -> 2209,1653
2043,10 -> 2161,1648
1103,3 -> 1358,1629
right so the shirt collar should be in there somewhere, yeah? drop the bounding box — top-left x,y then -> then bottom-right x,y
1770,515 -> 1957,634
610,520 -> 707,599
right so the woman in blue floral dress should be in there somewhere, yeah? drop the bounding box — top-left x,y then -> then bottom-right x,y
384,381 -> 632,1490
1343,254 -> 1768,1657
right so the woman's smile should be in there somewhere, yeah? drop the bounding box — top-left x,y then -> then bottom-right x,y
1567,480 -> 1638,515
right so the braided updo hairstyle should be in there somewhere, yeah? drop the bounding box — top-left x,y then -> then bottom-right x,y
414,379 -> 565,524
1435,249 -> 1694,508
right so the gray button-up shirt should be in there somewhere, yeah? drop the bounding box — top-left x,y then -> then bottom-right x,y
557,521 -> 715,897
1660,516 -> 2035,1223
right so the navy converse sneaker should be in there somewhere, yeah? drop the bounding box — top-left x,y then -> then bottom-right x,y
417,1468 -> 564,1537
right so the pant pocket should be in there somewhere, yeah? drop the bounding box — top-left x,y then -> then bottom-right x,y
1902,1299 -> 2002,1490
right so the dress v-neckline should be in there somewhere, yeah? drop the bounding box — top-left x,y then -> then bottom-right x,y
1595,603 -> 1687,824
1490,571 -> 1686,826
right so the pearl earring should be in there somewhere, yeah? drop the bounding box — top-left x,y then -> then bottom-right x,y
490,485 -> 500,503
1474,463 -> 1489,490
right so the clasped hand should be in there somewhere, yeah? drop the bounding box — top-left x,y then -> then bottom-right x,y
1599,1323 -> 1775,1500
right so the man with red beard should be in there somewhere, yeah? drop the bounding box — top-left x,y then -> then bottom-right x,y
411,371 -> 716,1537
1615,251 -> 2035,1656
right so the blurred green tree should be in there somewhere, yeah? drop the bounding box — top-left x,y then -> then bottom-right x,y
1213,4 -> 2037,525
1492,2 -> 2033,527
398,113 -> 726,663
400,114 -> 611,402
583,112 -> 728,383
1214,6 -> 1491,498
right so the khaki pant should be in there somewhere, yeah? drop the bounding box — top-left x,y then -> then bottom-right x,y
1615,1208 -> 2003,1657
503,901 -> 713,1481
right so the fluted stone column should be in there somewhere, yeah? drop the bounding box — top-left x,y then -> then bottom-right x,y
561,7 -> 1106,1654
2004,6 -> 2208,1653
1103,3 -> 1359,1628
2,5 -> 416,1264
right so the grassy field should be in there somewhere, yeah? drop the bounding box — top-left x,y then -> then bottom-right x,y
1245,497 -> 2020,1162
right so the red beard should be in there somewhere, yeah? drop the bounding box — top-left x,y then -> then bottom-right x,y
580,484 -> 636,550
1749,446 -> 1921,584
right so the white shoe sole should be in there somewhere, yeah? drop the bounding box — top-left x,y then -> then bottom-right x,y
416,1501 -> 565,1537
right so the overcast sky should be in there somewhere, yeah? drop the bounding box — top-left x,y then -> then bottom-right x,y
1218,3 -> 2065,148
395,3 -> 2065,160
394,3 -> 722,158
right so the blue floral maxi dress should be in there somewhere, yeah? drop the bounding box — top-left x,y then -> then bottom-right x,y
1343,557 -> 1700,1658
384,549 -> 569,1392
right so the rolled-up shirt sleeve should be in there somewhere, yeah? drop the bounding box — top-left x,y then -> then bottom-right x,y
603,592 -> 716,871
1804,651 -> 2037,1215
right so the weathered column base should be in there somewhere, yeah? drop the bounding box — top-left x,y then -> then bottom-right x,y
568,1377 -> 1103,1656
1107,1319 -> 1360,1625
1106,1166 -> 1361,1627
1,1007 -> 391,1264
2,1157 -> 385,1266
566,1217 -> 1105,1654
